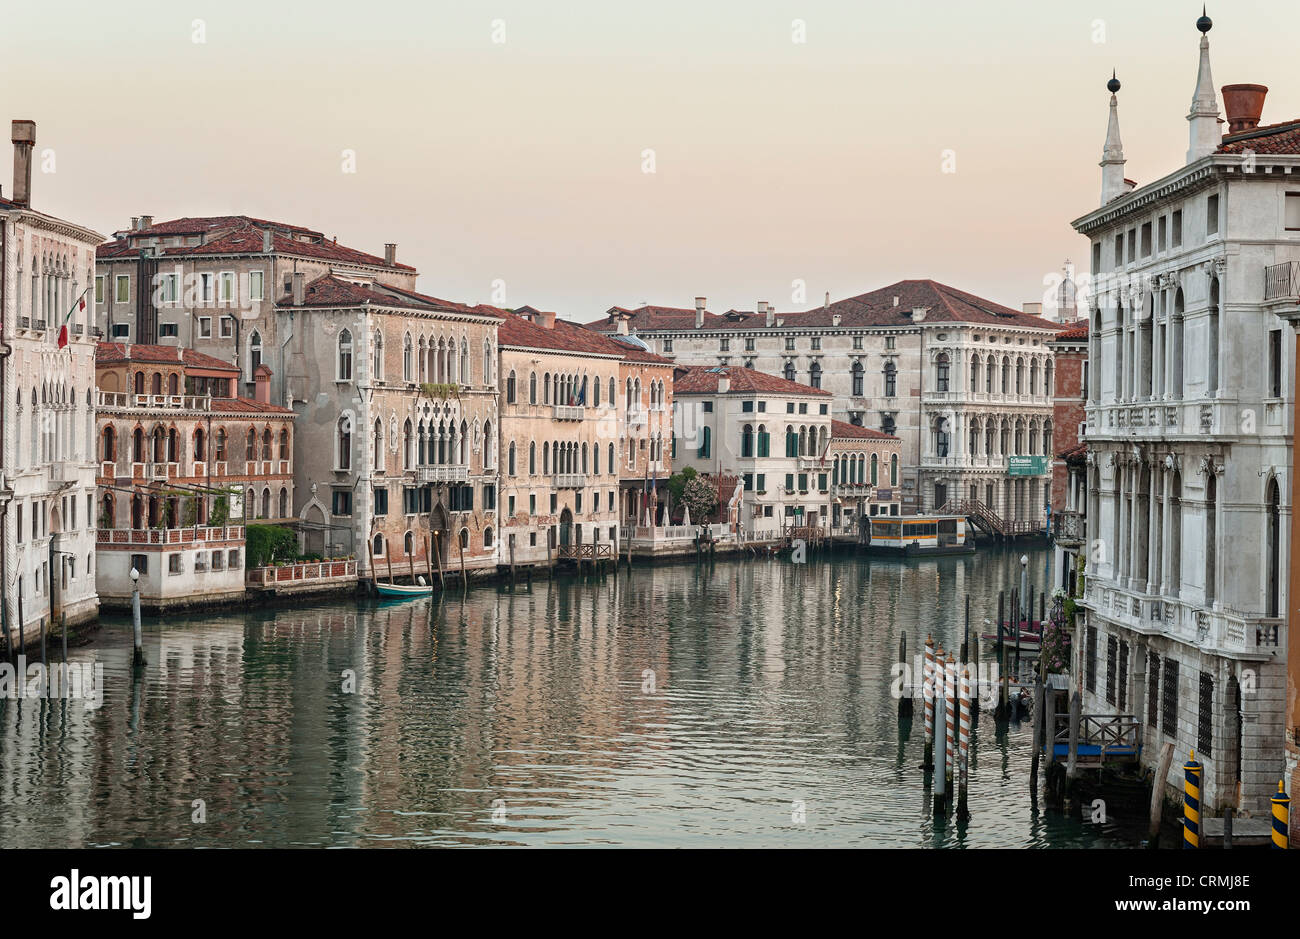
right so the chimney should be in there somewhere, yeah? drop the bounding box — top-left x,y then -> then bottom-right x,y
536,310 -> 556,329
140,215 -> 153,229
764,302 -> 774,328
893,296 -> 900,307
717,373 -> 730,394
10,120 -> 34,207
911,307 -> 928,322
824,291 -> 830,310
384,243 -> 397,266
1023,302 -> 1043,316
832,313 -> 842,327
254,364 -> 271,404
262,229 -> 273,253
292,271 -> 305,306
130,217 -> 140,231
1222,83 -> 1268,134
617,315 -> 630,336
695,296 -> 706,329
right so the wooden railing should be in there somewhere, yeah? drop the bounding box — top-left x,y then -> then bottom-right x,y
556,544 -> 613,561
247,559 -> 357,586
937,498 -> 1041,536
1051,712 -> 1140,757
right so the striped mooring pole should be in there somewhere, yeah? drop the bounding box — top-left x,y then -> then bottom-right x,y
944,654 -> 957,783
958,666 -> 972,819
1183,750 -> 1202,849
922,636 -> 935,770
1272,780 -> 1290,849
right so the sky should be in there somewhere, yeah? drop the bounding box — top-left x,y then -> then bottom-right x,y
3,0 -> 1297,320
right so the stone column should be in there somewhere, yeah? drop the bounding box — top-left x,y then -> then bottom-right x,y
1146,460 -> 1159,594
1159,463 -> 1172,595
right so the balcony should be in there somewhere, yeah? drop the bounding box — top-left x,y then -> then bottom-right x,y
626,408 -> 648,428
97,391 -> 212,412
1087,397 -> 1240,440
1053,509 -> 1085,546
552,405 -> 585,421
96,525 -> 245,548
1264,260 -> 1300,302
553,473 -> 587,488
417,464 -> 468,484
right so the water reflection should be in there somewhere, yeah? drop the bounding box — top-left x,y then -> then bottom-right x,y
0,546 -> 1136,847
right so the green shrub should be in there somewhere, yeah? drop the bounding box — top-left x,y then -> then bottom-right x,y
245,524 -> 299,569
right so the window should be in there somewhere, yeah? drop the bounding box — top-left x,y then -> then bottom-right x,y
373,486 -> 388,515
1114,233 -> 1123,267
1269,329 -> 1282,397
130,553 -> 148,575
94,275 -> 104,304
220,316 -> 234,339
1085,625 -> 1097,693
336,415 -> 352,470
785,337 -> 795,351
168,553 -> 183,574
1140,221 -> 1151,257
1157,215 -> 1167,252
1161,658 -> 1179,738
337,329 -> 353,381
115,275 -> 130,303
1171,209 -> 1182,247
1197,671 -> 1214,757
331,490 -> 351,516
663,339 -> 674,353
935,353 -> 950,392
159,323 -> 178,338
1207,193 -> 1219,235
111,323 -> 129,338
852,336 -> 863,350
506,370 -> 516,404
1091,241 -> 1101,274
1126,227 -> 1136,262
719,338 -> 729,352
249,270 -> 264,301
744,338 -> 755,352
220,272 -> 236,303
883,362 -> 897,397
198,317 -> 212,338
483,484 -> 496,511
810,337 -> 821,351
809,362 -> 821,389
698,426 -> 711,458
200,272 -> 215,303
742,400 -> 754,413
741,424 -> 753,458
159,273 -> 179,304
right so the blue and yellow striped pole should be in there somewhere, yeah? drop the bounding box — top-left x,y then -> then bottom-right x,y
1272,780 -> 1290,849
1183,750 -> 1201,849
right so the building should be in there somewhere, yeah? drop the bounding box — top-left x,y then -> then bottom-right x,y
0,120 -> 104,641
93,343 -> 295,609
671,365 -> 832,540
496,308 -> 646,565
590,281 -> 1058,526
277,273 -> 501,580
1073,12 -> 1291,813
826,419 -> 903,538
1048,321 -> 1090,592
601,315 -> 676,527
94,215 -> 416,398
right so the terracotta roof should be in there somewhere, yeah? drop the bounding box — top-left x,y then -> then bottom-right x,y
593,280 -> 1055,333
96,216 -> 416,271
1054,322 -> 1089,341
275,274 -> 488,316
210,396 -> 295,416
95,341 -> 237,372
1057,442 -> 1087,462
830,419 -> 899,441
493,309 -> 642,356
1218,119 -> 1300,155
672,365 -> 830,396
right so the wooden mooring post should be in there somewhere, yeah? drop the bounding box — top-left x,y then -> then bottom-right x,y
1148,741 -> 1176,843
921,635 -> 935,770
898,633 -> 912,719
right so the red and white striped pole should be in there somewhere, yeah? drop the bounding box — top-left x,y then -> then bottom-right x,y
945,653 -> 957,785
922,636 -> 935,770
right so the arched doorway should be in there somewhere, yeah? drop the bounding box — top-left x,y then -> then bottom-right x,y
302,503 -> 326,557
430,504 -> 449,569
559,507 -> 573,547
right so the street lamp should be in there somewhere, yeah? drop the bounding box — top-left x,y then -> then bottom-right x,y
1020,554 -> 1029,622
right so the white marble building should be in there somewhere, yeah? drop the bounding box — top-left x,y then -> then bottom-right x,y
0,120 -> 104,643
593,282 -> 1057,525
1073,13 -> 1292,812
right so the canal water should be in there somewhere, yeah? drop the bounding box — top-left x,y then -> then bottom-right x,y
0,545 -> 1144,848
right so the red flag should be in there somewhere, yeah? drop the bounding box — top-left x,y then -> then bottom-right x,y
57,294 -> 87,350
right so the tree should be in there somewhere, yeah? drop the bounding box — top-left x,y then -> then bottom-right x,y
682,475 -> 718,523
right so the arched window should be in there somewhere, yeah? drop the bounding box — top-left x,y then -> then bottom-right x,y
404,531 -> 415,555
1265,476 -> 1280,614
262,428 -> 272,460
373,534 -> 385,557
593,376 -> 601,407
151,372 -> 162,395
785,425 -> 797,458
1045,359 -> 1054,397
403,333 -> 413,380
851,361 -> 864,396
101,492 -> 115,529
530,441 -> 537,474
215,427 -> 227,461
890,453 -> 898,486
933,418 -> 950,458
970,354 -> 980,393
261,488 -> 270,519
249,330 -> 262,382
810,362 -> 822,389
544,373 -> 552,404
1207,277 -> 1220,395
279,487 -> 288,521
337,415 -> 352,471
506,370 -> 517,404
134,371 -> 145,395
883,362 -> 897,397
167,372 -> 179,396
608,377 -> 615,407
402,419 -> 414,469
193,427 -> 205,461
741,424 -> 754,458
484,528 -> 494,548
372,330 -> 384,381
935,353 -> 950,393
459,527 -> 470,549
279,429 -> 290,461
245,428 -> 256,461
870,453 -> 878,485
336,329 -> 353,381
101,426 -> 116,462
1015,357 -> 1025,395
483,340 -> 493,385
985,357 -> 994,393
784,361 -> 796,382
608,442 -> 615,474
529,372 -> 537,404
508,441 -> 517,476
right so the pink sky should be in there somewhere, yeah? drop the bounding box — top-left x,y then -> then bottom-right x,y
3,1 -> 1295,317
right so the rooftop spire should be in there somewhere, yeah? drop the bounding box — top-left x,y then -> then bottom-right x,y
1100,71 -> 1127,205
1187,8 -> 1221,164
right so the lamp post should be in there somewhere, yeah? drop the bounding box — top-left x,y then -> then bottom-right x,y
130,566 -> 145,668
1020,554 -> 1029,621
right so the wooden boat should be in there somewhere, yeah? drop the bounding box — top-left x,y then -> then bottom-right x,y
865,515 -> 976,556
376,581 -> 434,599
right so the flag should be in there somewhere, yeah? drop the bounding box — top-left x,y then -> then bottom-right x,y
650,468 -> 657,525
818,432 -> 831,468
58,288 -> 89,350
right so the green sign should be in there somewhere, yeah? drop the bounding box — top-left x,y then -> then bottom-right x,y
1008,455 -> 1048,476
